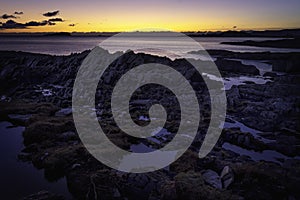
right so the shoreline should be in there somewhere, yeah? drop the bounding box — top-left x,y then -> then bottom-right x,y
0,49 -> 299,199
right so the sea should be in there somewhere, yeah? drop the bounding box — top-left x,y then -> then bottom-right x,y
0,36 -> 299,57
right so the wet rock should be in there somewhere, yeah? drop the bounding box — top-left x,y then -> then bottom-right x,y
215,58 -> 260,75
272,57 -> 300,73
23,118 -> 75,145
170,150 -> 199,173
113,188 -> 121,198
18,152 -> 32,161
233,162 -> 300,199
220,166 -> 234,189
202,169 -> 222,189
263,72 -> 277,77
55,108 -> 72,117
59,131 -> 77,141
161,181 -> 177,200
23,190 -> 65,200
1,50 -> 299,199
8,113 -> 32,125
71,163 -> 81,169
173,171 -> 240,200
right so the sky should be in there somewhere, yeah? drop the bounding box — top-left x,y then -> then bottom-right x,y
0,0 -> 300,32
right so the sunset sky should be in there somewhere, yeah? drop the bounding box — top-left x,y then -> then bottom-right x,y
0,0 -> 300,32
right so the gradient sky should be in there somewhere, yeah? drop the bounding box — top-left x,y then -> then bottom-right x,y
0,0 -> 300,32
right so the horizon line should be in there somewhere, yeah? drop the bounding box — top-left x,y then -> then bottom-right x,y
0,28 -> 300,35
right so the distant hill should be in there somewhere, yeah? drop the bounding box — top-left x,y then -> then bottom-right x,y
43,32 -> 72,37
186,29 -> 300,38
221,38 -> 300,49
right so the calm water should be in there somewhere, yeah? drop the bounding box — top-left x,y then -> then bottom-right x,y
0,121 -> 72,199
0,36 -> 299,57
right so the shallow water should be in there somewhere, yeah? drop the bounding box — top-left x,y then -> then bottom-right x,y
0,121 -> 72,199
222,142 -> 300,165
202,72 -> 272,90
224,118 -> 275,143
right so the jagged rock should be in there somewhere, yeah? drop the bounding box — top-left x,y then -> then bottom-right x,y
263,72 -> 277,77
272,57 -> 300,73
220,166 -> 234,189
8,114 -> 32,124
113,188 -> 121,198
173,171 -> 240,200
59,131 -> 77,141
215,58 -> 260,75
161,181 -> 177,200
23,190 -> 64,200
55,108 -> 72,117
202,169 -> 222,189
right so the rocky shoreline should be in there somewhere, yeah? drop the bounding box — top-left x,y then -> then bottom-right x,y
221,38 -> 300,49
0,49 -> 299,199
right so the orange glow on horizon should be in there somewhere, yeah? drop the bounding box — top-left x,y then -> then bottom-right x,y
0,0 -> 299,33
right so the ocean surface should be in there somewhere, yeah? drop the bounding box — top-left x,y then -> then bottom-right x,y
0,36 -> 299,57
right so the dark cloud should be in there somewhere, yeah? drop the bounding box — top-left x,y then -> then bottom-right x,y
69,23 -> 76,27
1,14 -> 17,19
0,19 -> 58,29
43,10 -> 59,17
0,20 -> 26,29
48,18 -> 64,22
233,26 -> 237,29
25,20 -> 49,26
14,11 -> 24,15
0,10 -> 64,30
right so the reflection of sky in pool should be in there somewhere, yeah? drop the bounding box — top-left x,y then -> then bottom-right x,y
0,121 -> 71,199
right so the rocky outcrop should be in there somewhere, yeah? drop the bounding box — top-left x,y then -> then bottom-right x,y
221,38 -> 300,49
1,49 -> 300,199
215,58 -> 260,75
23,190 -> 65,200
272,57 -> 300,73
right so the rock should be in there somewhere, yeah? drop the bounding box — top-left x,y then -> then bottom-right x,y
215,58 -> 260,75
161,181 -> 177,200
55,108 -> 72,117
18,152 -> 32,161
272,57 -> 300,73
71,163 -> 81,169
202,169 -> 222,189
8,114 -> 32,124
220,166 -> 234,189
233,162 -> 300,199
173,171 -> 239,200
1,49 -> 299,200
59,131 -> 77,141
263,72 -> 277,77
23,190 -> 65,200
113,188 -> 121,198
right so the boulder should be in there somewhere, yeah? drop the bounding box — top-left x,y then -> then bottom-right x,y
220,166 -> 234,189
202,169 -> 222,189
215,58 -> 260,75
23,190 -> 64,200
55,108 -> 72,117
272,57 -> 300,73
8,114 -> 32,124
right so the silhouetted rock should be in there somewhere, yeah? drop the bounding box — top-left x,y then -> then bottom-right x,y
215,58 -> 260,75
221,38 -> 300,49
23,190 -> 65,200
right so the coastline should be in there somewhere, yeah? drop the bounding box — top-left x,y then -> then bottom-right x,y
0,49 -> 299,199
